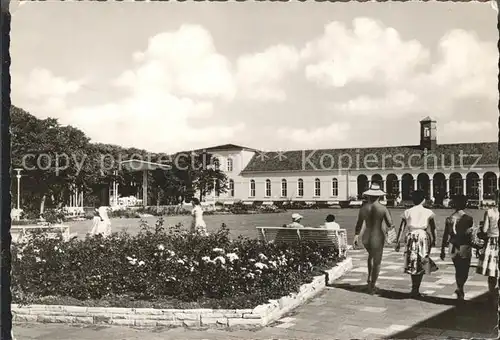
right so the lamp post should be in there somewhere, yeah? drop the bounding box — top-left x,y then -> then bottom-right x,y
14,168 -> 22,210
213,178 -> 216,202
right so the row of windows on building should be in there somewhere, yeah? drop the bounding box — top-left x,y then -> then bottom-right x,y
248,178 -> 339,198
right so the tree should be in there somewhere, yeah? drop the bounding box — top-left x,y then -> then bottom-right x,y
175,151 -> 228,201
10,106 -> 228,211
11,106 -> 92,213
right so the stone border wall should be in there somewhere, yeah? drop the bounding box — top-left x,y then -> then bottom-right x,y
13,257 -> 352,329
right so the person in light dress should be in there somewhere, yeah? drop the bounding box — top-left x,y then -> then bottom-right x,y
191,198 -> 208,235
318,214 -> 340,230
476,190 -> 499,297
286,213 -> 305,228
90,208 -> 101,232
395,190 -> 438,298
89,205 -> 112,238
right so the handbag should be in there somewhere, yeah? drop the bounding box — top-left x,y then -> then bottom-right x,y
386,227 -> 397,244
422,256 -> 439,273
468,225 -> 485,250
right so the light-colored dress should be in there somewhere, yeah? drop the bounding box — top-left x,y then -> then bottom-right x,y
191,206 -> 207,235
286,221 -> 304,228
324,221 -> 340,230
477,208 -> 499,277
402,204 -> 438,275
90,207 -> 112,237
90,216 -> 101,234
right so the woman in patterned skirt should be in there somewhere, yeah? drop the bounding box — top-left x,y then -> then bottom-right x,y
476,190 -> 499,295
395,190 -> 438,298
440,194 -> 474,300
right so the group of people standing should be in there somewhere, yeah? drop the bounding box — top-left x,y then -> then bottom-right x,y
353,183 -> 499,300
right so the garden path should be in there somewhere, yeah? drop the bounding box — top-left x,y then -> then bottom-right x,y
14,249 -> 498,339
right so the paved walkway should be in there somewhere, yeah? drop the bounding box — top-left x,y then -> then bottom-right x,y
14,249 -> 498,339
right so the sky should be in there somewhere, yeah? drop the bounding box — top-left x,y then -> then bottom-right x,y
10,1 -> 499,153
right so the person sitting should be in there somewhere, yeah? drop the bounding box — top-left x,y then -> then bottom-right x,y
318,214 -> 340,230
286,213 -> 305,228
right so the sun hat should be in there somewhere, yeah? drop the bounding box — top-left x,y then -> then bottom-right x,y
363,183 -> 386,197
291,213 -> 303,221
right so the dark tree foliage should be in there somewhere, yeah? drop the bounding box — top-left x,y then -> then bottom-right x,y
10,106 -> 228,212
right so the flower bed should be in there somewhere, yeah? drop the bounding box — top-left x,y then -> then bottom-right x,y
11,258 -> 352,328
12,219 -> 345,312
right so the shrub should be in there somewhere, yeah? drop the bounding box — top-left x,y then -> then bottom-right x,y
288,201 -> 307,210
311,201 -> 329,209
137,206 -> 192,216
12,219 -> 343,308
41,209 -> 65,223
109,209 -> 141,219
339,201 -> 350,209
108,206 -> 194,218
229,201 -> 250,214
273,201 -> 286,209
19,208 -> 40,221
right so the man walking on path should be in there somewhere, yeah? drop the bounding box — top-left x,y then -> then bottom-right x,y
353,183 -> 396,294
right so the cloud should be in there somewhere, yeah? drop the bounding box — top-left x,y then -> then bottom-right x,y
302,18 -> 430,88
18,68 -> 81,99
277,122 -> 351,146
74,24 -> 243,152
442,120 -> 493,134
115,24 -> 236,100
12,68 -> 84,120
331,90 -> 418,117
319,22 -> 497,119
424,29 -> 498,101
236,45 -> 300,101
14,25 -> 244,153
69,94 -> 244,152
12,18 -> 497,153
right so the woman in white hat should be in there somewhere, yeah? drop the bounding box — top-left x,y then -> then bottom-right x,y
287,213 -> 305,228
353,183 -> 395,294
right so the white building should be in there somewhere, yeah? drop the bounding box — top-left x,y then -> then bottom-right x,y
205,118 -> 499,206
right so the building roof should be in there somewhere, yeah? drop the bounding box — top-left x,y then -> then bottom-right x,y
240,142 -> 498,174
194,144 -> 259,153
420,116 -> 436,122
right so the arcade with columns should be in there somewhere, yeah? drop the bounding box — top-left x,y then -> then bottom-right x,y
357,171 -> 498,204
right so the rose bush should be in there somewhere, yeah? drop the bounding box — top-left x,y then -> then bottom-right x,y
12,218 -> 343,308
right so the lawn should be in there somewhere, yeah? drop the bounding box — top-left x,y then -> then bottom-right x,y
66,208 -> 487,247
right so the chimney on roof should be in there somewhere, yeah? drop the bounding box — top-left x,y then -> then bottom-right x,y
420,116 -> 437,150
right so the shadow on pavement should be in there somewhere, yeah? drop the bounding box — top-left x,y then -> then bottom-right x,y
388,292 -> 498,338
327,283 -> 411,300
328,283 -> 498,338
